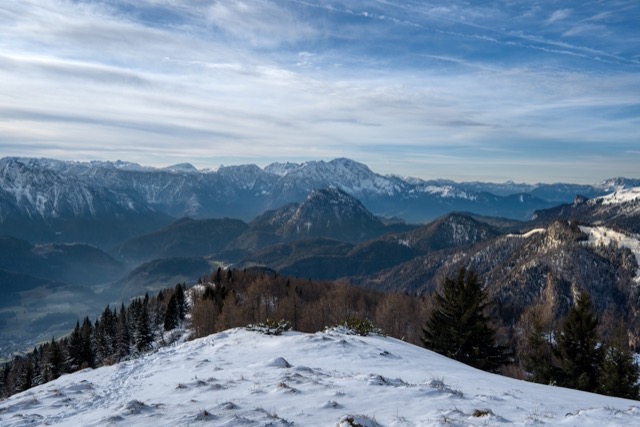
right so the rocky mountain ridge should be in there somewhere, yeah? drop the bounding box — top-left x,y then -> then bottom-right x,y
2,156 -> 637,247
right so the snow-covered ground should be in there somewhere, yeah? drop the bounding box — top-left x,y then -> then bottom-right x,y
580,225 -> 640,283
1,328 -> 639,426
508,228 -> 545,239
597,187 -> 640,205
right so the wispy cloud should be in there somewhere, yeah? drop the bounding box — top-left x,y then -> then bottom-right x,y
547,8 -> 573,24
0,0 -> 638,183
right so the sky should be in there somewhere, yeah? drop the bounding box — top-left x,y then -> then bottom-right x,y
0,0 -> 639,184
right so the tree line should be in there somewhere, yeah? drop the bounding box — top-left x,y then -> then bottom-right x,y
1,284 -> 187,397
1,266 -> 637,400
421,266 -> 638,399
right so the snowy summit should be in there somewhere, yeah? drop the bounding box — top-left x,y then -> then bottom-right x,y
1,328 -> 638,426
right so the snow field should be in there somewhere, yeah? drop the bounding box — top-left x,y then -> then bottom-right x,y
1,328 -> 639,426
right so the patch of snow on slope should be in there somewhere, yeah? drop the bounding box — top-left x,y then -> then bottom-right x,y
508,228 -> 546,238
418,185 -> 477,200
597,187 -> 640,205
1,328 -> 639,426
580,225 -> 640,283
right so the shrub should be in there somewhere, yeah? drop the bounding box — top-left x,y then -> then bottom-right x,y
245,319 -> 291,336
330,318 -> 385,337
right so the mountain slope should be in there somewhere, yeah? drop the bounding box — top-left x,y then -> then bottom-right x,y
0,157 -> 174,247
359,220 -> 640,329
109,257 -> 212,300
533,187 -> 640,233
111,217 -> 249,265
279,187 -> 386,243
1,328 -> 637,426
0,236 -> 124,286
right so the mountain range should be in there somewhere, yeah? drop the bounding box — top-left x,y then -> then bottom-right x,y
2,157 -> 638,248
1,156 -> 640,359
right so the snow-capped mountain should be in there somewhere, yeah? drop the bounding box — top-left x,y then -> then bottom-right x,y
0,156 -> 636,247
1,328 -> 638,426
597,187 -> 640,206
532,186 -> 640,234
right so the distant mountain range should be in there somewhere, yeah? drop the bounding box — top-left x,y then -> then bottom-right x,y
2,157 -> 638,248
1,156 -> 640,356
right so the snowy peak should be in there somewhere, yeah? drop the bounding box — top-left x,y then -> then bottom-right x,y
264,161 -> 303,176
274,158 -> 404,197
597,177 -> 640,191
596,187 -> 640,206
2,156 -> 638,247
162,163 -> 198,173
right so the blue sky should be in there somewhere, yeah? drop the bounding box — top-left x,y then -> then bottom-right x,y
1,0 -> 638,183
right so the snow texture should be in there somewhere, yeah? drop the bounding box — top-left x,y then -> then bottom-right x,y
1,328 -> 638,426
508,228 -> 546,238
597,187 -> 640,205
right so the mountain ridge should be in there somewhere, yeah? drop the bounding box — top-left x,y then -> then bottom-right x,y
2,156 -> 637,247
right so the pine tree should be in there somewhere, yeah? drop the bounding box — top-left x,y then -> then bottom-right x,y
115,303 -> 130,361
519,304 -> 557,384
164,294 -> 178,331
174,283 -> 187,321
80,316 -> 95,368
134,300 -> 154,353
422,267 -> 507,372
44,338 -> 64,381
556,290 -> 601,392
66,321 -> 83,371
598,321 -> 639,399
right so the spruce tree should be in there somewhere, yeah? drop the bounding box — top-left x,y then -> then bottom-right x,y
422,267 -> 507,372
556,290 -> 601,392
115,303 -> 130,360
164,294 -> 178,331
134,300 -> 154,353
66,321 -> 83,371
598,322 -> 639,399
80,316 -> 95,368
175,283 -> 187,321
520,305 -> 557,384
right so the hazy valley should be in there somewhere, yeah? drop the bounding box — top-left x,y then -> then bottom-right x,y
1,157 -> 639,359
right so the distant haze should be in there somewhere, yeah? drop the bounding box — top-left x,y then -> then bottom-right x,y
1,1 -> 638,183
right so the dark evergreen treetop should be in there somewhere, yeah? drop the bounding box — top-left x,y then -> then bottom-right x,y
555,290 -> 602,392
422,266 -> 507,372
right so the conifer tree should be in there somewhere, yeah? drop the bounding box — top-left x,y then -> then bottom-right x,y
80,316 -> 95,368
44,338 -> 64,381
598,321 -> 639,399
174,283 -> 187,321
134,300 -> 154,353
555,291 -> 601,392
66,321 -> 84,371
19,359 -> 34,392
115,303 -> 130,361
164,294 -> 178,331
519,304 -> 557,384
422,267 -> 507,372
